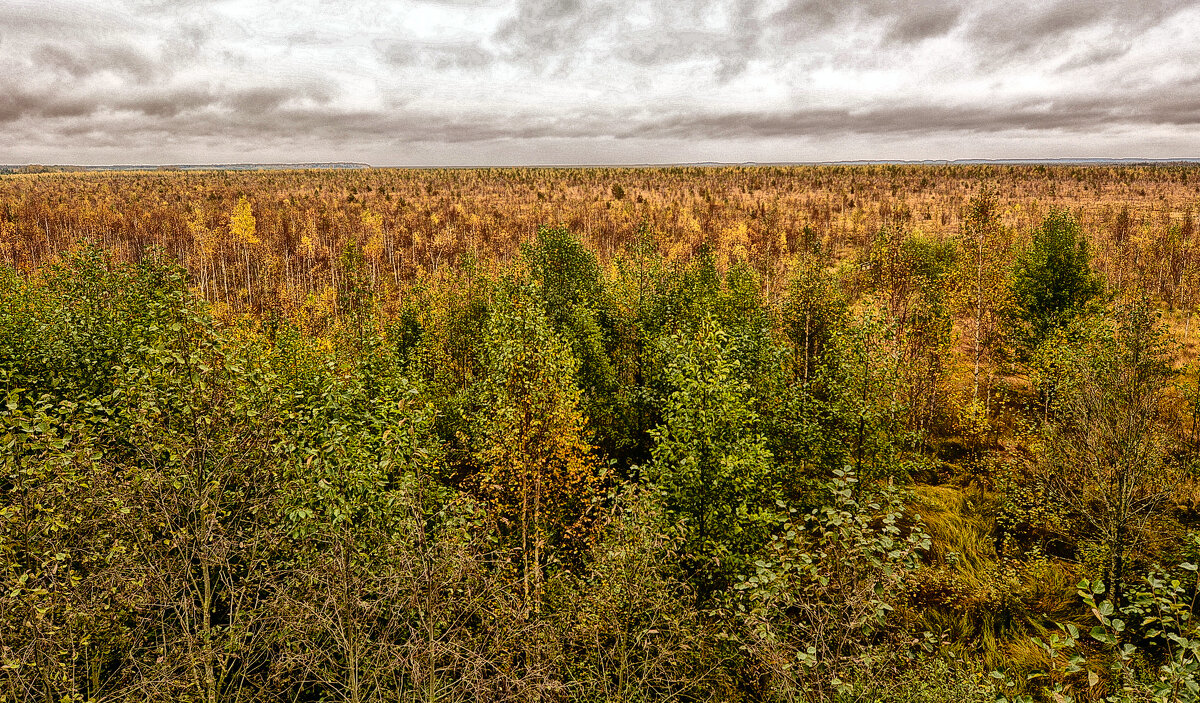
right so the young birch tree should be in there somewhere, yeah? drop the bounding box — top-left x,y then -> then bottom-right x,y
1042,298 -> 1175,607
471,288 -> 600,614
957,188 -> 1013,415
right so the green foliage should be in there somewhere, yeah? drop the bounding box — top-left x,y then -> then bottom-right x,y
818,309 -> 910,484
523,224 -> 625,454
859,226 -> 959,441
1039,297 -> 1176,604
1079,572 -> 1200,702
956,188 -> 1015,414
1009,561 -> 1200,703
1011,209 -> 1104,352
407,266 -> 495,479
337,239 -> 374,319
646,314 -> 779,601
553,484 -> 733,701
733,470 -> 930,700
273,320 -> 443,540
0,245 -> 195,408
604,226 -> 672,468
779,256 -> 846,385
0,246 -> 288,701
825,653 -> 997,703
2,215 -> 1196,702
470,284 -> 600,606
760,259 -> 890,504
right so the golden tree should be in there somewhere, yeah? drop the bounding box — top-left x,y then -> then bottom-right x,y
470,288 -> 600,612
229,195 -> 258,307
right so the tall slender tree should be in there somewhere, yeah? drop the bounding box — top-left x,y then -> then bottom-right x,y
957,188 -> 1013,413
471,288 -> 600,612
647,314 -> 777,603
1043,297 -> 1175,607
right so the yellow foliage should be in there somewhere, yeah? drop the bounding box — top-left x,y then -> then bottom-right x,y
230,196 -> 258,246
361,210 -> 384,260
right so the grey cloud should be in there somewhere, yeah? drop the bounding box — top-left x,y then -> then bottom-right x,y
494,0 -> 618,58
494,0 -> 770,80
964,0 -> 1193,62
3,0 -> 1199,164
768,0 -> 962,44
0,91 -> 48,122
0,92 -> 93,121
619,30 -> 733,66
121,90 -> 215,117
1055,41 -> 1134,73
408,0 -> 506,5
623,90 -> 1200,142
124,0 -> 228,11
32,43 -> 160,82
11,79 -> 1200,150
0,78 -> 342,126
220,85 -> 335,113
488,0 -> 968,82
2,84 -> 616,145
0,2 -> 133,35
884,2 -> 962,43
0,85 -> 215,122
378,39 -> 495,70
614,0 -> 765,79
767,0 -> 841,36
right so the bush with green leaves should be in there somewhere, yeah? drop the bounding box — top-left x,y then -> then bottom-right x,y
552,484 -> 734,702
732,470 -> 930,701
1010,209 -> 1104,353
646,314 -> 779,603
523,224 -> 625,455
0,247 -> 290,701
1004,564 -> 1200,703
1037,297 -> 1176,606
469,284 -> 601,609
1079,569 -> 1200,703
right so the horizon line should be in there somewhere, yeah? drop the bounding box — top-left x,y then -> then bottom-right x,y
5,157 -> 1200,172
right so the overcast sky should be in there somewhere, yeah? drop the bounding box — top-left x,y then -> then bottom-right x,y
2,0 -> 1199,166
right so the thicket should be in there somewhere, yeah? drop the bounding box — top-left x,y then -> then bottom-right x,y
3,168 -> 1200,702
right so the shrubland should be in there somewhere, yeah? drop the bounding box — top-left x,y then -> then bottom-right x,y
3,165 -> 1200,701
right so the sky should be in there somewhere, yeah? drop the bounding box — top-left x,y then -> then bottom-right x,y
2,0 -> 1199,166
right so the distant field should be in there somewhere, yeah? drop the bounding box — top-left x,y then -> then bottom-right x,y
2,165 -> 1197,313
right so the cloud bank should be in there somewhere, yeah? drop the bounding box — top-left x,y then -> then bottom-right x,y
2,0 -> 1198,165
